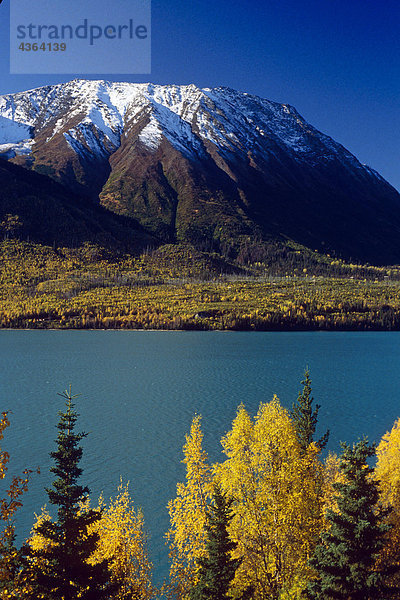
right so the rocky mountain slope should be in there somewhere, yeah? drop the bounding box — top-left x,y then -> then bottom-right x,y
1,80 -> 399,263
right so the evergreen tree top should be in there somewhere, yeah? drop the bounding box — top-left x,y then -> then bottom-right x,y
308,438 -> 393,600
47,387 -> 90,520
29,386 -> 114,600
291,369 -> 329,453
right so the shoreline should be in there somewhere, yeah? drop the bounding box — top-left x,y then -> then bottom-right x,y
1,327 -> 400,333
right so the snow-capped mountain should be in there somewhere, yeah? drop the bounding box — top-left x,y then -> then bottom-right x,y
0,79 -> 373,170
0,79 -> 400,263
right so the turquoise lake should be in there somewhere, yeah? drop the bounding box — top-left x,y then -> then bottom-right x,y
1,330 -> 400,584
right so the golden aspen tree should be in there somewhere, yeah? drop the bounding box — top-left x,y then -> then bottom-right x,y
28,483 -> 155,600
375,417 -> 400,506
213,404 -> 255,598
88,481 -> 155,600
375,418 -> 400,591
27,507 -> 53,551
217,398 -> 323,600
166,415 -> 214,600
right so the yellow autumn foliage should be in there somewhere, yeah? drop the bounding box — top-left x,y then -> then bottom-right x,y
28,507 -> 53,552
216,398 -> 323,600
166,415 -> 214,600
28,482 -> 154,600
88,481 -> 155,600
1,239 -> 400,331
0,412 -> 9,481
375,417 -> 400,507
374,418 -> 400,589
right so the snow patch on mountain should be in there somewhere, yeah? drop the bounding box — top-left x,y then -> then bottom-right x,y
0,79 -> 378,177
138,118 -> 163,151
85,107 -> 120,147
0,139 -> 34,159
0,115 -> 34,158
106,81 -> 142,118
0,115 -> 32,145
63,131 -> 81,155
146,100 -> 206,158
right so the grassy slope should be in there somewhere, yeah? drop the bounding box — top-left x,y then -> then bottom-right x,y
1,239 -> 400,330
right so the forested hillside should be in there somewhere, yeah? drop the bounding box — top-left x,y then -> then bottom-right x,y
1,239 -> 400,330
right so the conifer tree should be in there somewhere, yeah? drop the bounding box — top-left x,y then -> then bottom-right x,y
190,484 -> 240,600
307,438 -> 390,600
291,370 -> 329,453
28,387 -> 114,600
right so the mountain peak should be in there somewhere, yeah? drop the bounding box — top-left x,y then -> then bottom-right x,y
0,79 -> 399,263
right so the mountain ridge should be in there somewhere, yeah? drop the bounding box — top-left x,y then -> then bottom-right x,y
1,80 -> 400,264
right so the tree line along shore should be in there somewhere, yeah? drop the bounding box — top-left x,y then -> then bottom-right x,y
2,239 -> 400,331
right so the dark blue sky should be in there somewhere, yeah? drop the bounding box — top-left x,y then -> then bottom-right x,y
1,0 -> 399,189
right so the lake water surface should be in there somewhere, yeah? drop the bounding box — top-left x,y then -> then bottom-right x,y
1,330 -> 400,584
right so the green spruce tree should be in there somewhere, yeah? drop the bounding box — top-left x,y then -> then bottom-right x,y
190,483 -> 241,600
0,527 -> 24,596
307,438 -> 391,600
29,387 -> 114,600
291,369 -> 329,453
